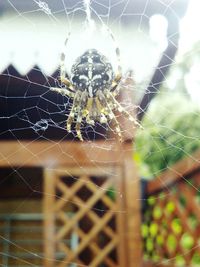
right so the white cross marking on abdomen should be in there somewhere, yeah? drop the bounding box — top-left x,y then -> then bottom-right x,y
88,55 -> 93,97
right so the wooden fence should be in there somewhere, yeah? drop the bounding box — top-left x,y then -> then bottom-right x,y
142,149 -> 200,267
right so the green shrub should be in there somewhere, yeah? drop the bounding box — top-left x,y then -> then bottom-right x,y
134,92 -> 200,178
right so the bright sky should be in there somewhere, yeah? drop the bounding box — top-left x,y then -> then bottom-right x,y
179,0 -> 200,53
179,0 -> 200,105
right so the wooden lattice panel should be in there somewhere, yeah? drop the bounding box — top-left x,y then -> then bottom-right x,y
44,167 -> 126,267
142,170 -> 200,266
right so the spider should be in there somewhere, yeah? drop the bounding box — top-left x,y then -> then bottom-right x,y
51,31 -> 141,141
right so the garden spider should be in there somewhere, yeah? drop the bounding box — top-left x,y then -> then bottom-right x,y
51,30 -> 141,141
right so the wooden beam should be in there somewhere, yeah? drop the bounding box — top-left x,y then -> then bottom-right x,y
147,149 -> 200,194
0,140 -> 123,168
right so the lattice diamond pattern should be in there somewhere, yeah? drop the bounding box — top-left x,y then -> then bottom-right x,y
48,171 -> 121,267
142,173 -> 200,266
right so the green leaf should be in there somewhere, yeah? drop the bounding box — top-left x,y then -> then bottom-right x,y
181,233 -> 194,250
171,219 -> 182,234
167,234 -> 177,252
153,206 -> 162,219
149,223 -> 158,237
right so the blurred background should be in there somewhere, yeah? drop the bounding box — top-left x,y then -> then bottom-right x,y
0,0 -> 200,266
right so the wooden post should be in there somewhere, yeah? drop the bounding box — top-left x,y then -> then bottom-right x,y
123,142 -> 142,267
43,169 -> 56,267
115,166 -> 129,267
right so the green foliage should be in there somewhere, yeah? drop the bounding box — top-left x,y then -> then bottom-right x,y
181,233 -> 194,250
135,94 -> 200,177
149,222 -> 158,237
165,201 -> 175,214
135,42 -> 200,179
147,195 -> 156,205
141,224 -> 149,238
171,218 -> 182,235
175,255 -> 186,266
192,253 -> 200,266
167,234 -> 177,252
135,90 -> 200,178
146,238 -> 154,252
152,206 -> 162,219
156,234 -> 164,245
106,187 -> 116,201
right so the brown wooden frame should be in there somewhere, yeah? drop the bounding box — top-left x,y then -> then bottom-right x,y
0,140 -> 142,267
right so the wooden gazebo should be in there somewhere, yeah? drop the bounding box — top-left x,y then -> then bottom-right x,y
0,69 -> 142,267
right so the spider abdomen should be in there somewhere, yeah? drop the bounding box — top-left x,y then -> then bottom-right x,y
71,49 -> 114,97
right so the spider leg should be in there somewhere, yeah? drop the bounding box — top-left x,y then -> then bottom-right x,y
112,70 -> 135,97
75,91 -> 88,141
99,113 -> 107,124
60,53 -> 74,90
105,90 -> 143,129
110,79 -> 122,97
85,100 -> 94,125
107,27 -> 122,79
106,27 -> 122,95
96,90 -> 122,141
76,110 -> 84,141
60,32 -> 74,91
106,105 -> 122,142
66,90 -> 82,132
85,99 -> 98,126
50,87 -> 75,98
86,116 -> 95,126
110,113 -> 122,141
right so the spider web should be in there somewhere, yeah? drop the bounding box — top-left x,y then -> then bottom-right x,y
0,0 -> 200,266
